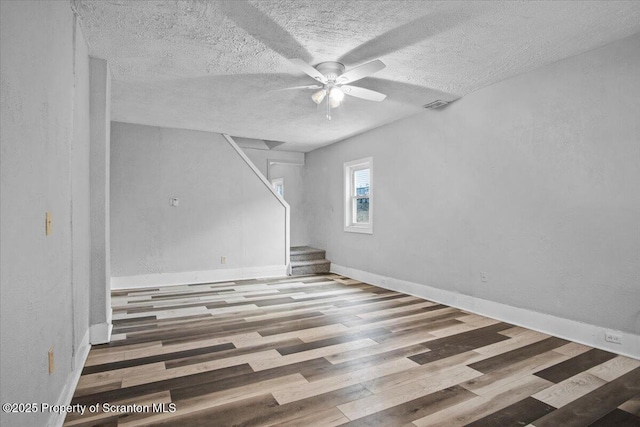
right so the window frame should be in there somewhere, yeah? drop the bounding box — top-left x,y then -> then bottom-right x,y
344,157 -> 373,234
271,177 -> 284,197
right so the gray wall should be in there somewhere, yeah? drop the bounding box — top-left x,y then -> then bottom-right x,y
1,2 -> 92,426
305,33 -> 640,337
89,58 -> 112,341
243,148 -> 308,246
270,162 -> 309,246
110,122 -> 286,279
242,148 -> 304,179
71,6 -> 92,364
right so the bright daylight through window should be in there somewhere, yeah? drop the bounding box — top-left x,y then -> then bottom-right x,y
271,177 -> 284,197
344,157 -> 373,234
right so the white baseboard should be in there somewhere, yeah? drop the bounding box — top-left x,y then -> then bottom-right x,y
90,321 -> 113,345
110,265 -> 289,290
47,329 -> 91,427
331,264 -> 640,359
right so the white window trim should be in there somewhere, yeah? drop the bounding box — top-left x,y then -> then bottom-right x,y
344,157 -> 373,234
271,177 -> 284,197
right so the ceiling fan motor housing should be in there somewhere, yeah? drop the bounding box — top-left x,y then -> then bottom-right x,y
315,61 -> 346,82
288,58 -> 387,112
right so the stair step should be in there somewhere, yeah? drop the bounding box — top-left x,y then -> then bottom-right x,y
291,259 -> 331,276
291,259 -> 330,267
290,246 -> 330,276
290,246 -> 326,262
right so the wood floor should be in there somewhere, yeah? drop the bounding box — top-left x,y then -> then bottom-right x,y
64,274 -> 640,427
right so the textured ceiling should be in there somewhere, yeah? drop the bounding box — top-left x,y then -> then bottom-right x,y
72,0 -> 640,152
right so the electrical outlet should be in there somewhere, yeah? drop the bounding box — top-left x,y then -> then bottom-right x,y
220,256 -> 226,264
480,272 -> 488,283
604,331 -> 622,345
48,347 -> 54,374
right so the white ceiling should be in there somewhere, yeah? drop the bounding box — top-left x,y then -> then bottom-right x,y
73,0 -> 640,152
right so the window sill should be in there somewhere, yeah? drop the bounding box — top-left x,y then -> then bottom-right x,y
344,225 -> 373,234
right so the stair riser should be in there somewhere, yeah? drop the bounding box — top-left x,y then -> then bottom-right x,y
292,262 -> 331,276
291,252 -> 326,262
290,246 -> 330,276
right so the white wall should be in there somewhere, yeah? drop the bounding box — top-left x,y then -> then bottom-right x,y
1,2 -> 92,426
305,33 -> 640,355
243,148 -> 308,246
110,122 -> 287,287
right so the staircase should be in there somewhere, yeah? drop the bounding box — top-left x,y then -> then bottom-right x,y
290,246 -> 331,276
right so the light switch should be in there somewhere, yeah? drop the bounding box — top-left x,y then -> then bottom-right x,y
169,198 -> 179,207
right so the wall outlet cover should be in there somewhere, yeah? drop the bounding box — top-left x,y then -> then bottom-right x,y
604,331 -> 622,344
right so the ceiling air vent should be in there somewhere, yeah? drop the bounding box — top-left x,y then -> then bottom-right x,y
423,100 -> 449,109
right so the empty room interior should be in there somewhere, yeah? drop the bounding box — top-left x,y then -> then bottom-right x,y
2,1 -> 640,426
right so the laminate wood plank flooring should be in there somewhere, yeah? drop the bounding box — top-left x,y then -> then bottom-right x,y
64,274 -> 639,426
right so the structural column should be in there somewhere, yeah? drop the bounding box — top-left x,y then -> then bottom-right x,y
89,57 -> 112,344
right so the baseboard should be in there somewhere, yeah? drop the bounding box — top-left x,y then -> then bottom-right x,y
47,329 -> 91,427
331,264 -> 640,359
90,321 -> 113,345
110,265 -> 289,290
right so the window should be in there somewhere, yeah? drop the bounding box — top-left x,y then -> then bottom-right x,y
344,157 -> 373,234
271,177 -> 284,197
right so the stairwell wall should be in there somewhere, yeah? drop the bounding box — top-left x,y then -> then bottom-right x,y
242,148 -> 308,246
110,122 -> 287,288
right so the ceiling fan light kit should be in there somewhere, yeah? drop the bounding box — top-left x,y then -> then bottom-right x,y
329,87 -> 345,105
287,58 -> 387,120
311,89 -> 327,104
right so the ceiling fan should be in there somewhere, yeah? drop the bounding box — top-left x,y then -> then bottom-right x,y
286,58 -> 387,120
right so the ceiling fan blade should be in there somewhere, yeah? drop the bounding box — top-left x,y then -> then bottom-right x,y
341,85 -> 387,102
276,84 -> 323,91
219,1 -> 312,63
289,58 -> 328,84
338,9 -> 478,65
337,59 -> 386,84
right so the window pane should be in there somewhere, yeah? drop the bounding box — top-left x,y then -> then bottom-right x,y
353,168 -> 370,197
344,157 -> 372,234
355,197 -> 369,223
